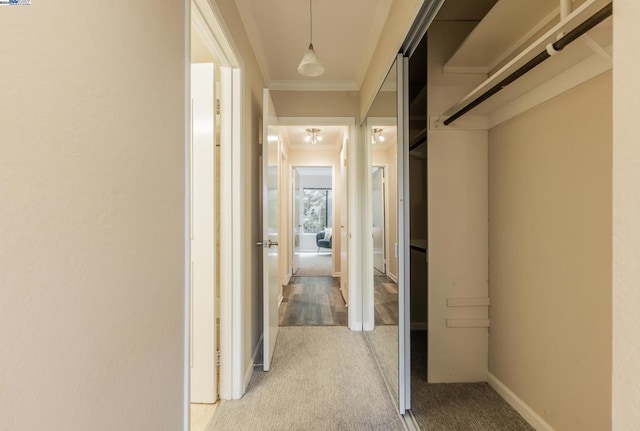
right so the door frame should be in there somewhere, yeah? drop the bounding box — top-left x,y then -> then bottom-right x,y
371,165 -> 388,276
278,116 -> 361,330
363,116 -> 396,330
185,1 -> 246,426
290,165 -> 335,276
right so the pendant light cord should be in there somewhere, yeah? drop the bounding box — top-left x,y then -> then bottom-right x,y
309,0 -> 313,46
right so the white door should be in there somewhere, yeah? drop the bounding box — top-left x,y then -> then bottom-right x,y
190,63 -> 217,403
262,89 -> 280,371
340,142 -> 349,305
292,168 -> 301,275
372,167 -> 385,274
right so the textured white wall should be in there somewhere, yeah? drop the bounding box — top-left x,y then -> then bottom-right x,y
0,2 -> 186,430
613,0 -> 640,428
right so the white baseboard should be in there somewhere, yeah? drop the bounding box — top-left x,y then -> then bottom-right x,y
487,372 -> 555,431
411,322 -> 428,330
387,272 -> 398,283
244,334 -> 264,391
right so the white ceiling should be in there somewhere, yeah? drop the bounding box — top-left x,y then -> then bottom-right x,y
280,125 -> 348,150
234,0 -> 392,91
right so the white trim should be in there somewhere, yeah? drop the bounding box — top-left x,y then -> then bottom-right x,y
363,118 -> 374,330
399,55 -> 411,412
269,80 -> 359,92
191,0 -> 245,402
487,372 -> 556,431
231,67 -> 245,398
488,47 -> 612,128
387,272 -> 398,283
333,272 -> 341,277
244,334 -> 264,390
183,2 -> 191,431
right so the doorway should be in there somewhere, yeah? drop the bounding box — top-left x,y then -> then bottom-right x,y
187,0 -> 245,429
274,123 -> 350,328
292,166 -> 334,277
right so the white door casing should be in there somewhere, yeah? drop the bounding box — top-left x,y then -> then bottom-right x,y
262,89 -> 280,372
190,63 -> 217,403
292,168 -> 301,276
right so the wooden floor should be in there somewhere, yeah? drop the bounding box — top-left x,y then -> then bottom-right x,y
374,275 -> 398,325
279,276 -> 347,326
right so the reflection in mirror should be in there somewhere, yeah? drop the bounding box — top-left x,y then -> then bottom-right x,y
363,59 -> 400,406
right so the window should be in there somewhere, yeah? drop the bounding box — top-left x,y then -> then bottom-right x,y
303,188 -> 332,233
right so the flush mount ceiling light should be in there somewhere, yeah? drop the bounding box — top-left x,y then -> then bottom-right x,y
372,128 -> 385,144
297,0 -> 324,77
304,128 -> 322,144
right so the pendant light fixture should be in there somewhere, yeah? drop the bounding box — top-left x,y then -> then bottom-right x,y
297,0 -> 324,77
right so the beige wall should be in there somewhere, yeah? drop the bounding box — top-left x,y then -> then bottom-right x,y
272,91 -> 359,119
488,72 -> 612,430
0,2 -> 186,430
214,0 -> 266,388
360,0 -> 424,119
613,1 -> 640,428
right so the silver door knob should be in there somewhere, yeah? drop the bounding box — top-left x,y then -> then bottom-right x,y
256,241 -> 263,247
267,239 -> 279,248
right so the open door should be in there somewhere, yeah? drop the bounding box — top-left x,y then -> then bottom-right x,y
262,89 -> 280,371
190,63 -> 217,403
292,168 -> 301,276
372,167 -> 385,274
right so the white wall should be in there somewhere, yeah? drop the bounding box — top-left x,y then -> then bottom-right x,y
0,2 -> 186,430
613,0 -> 640,428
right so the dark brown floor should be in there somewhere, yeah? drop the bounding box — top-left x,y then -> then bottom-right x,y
375,275 -> 398,325
279,276 -> 347,326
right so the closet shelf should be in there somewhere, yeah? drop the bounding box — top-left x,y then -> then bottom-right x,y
441,0 -> 611,121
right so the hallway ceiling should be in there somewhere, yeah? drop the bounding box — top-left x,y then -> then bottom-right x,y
281,125 -> 348,150
234,0 -> 392,91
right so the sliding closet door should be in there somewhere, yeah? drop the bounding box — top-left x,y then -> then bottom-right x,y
397,53 -> 411,413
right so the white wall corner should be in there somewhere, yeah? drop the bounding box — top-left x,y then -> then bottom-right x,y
487,372 -> 556,431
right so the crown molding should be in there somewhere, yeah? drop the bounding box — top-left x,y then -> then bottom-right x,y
268,79 -> 359,92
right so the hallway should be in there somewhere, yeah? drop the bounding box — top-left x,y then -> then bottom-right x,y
279,276 -> 347,326
208,327 -> 403,431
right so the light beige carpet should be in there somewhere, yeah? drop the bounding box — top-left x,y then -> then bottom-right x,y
208,327 -> 404,431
